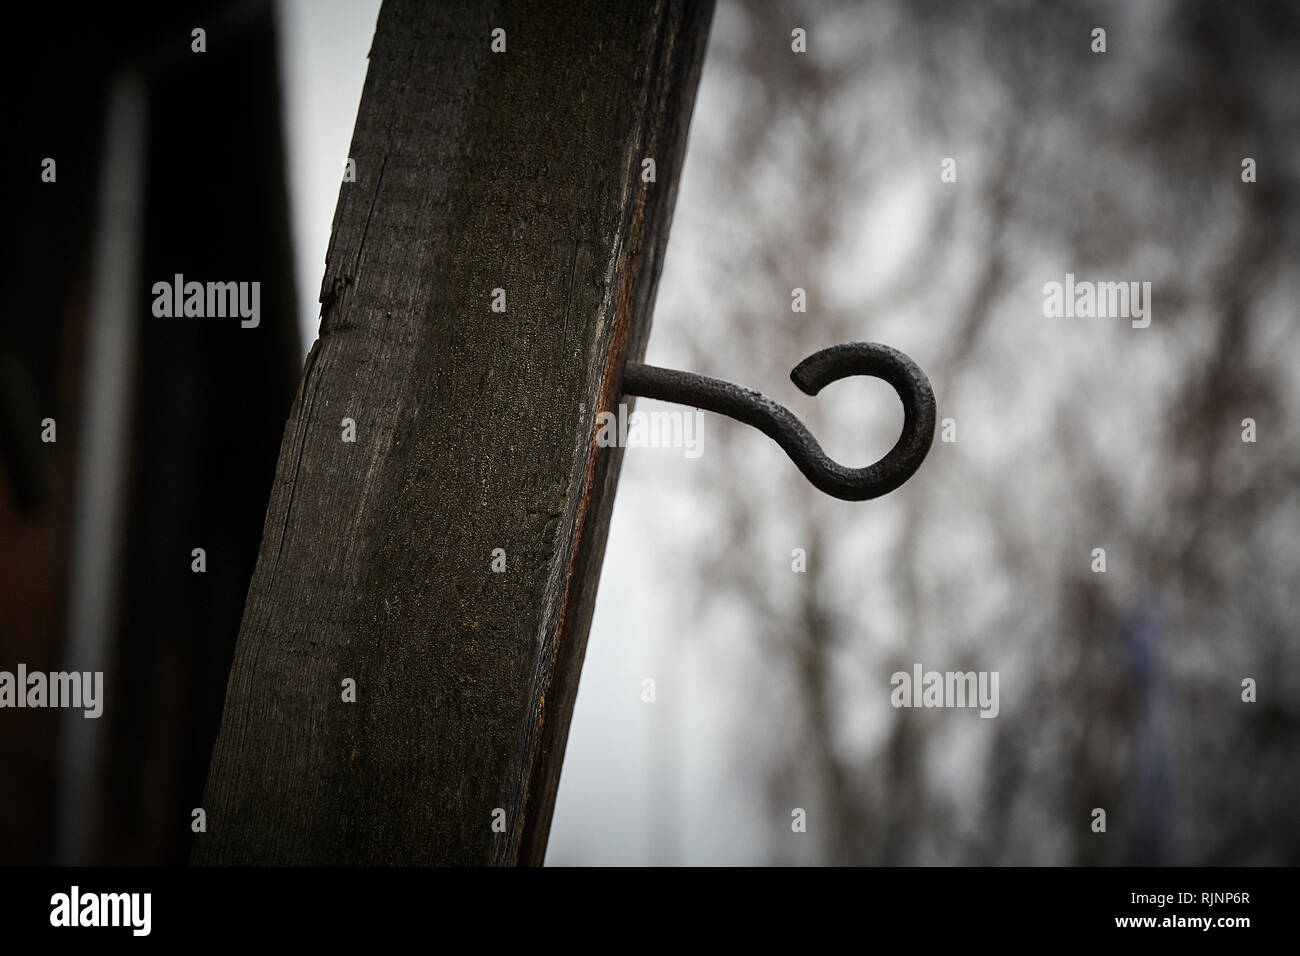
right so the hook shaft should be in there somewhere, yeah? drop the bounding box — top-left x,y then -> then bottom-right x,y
622,342 -> 935,501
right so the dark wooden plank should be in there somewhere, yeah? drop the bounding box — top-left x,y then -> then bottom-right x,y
194,0 -> 712,865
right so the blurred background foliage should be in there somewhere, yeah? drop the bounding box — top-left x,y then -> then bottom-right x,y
591,0 -> 1300,865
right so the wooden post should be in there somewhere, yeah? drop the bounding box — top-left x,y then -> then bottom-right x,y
194,0 -> 712,865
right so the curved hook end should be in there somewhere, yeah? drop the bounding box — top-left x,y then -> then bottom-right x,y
787,342 -> 937,500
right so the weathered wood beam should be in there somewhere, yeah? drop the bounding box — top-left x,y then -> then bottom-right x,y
194,0 -> 712,865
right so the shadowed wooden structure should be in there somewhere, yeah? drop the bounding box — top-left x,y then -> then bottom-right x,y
194,0 -> 713,865
0,0 -> 301,866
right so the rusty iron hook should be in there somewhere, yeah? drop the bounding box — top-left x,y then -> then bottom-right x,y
622,342 -> 935,501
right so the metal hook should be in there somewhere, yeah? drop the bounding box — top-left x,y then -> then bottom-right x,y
622,342 -> 935,501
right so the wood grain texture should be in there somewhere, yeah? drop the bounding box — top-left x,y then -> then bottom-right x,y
193,0 -> 712,865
